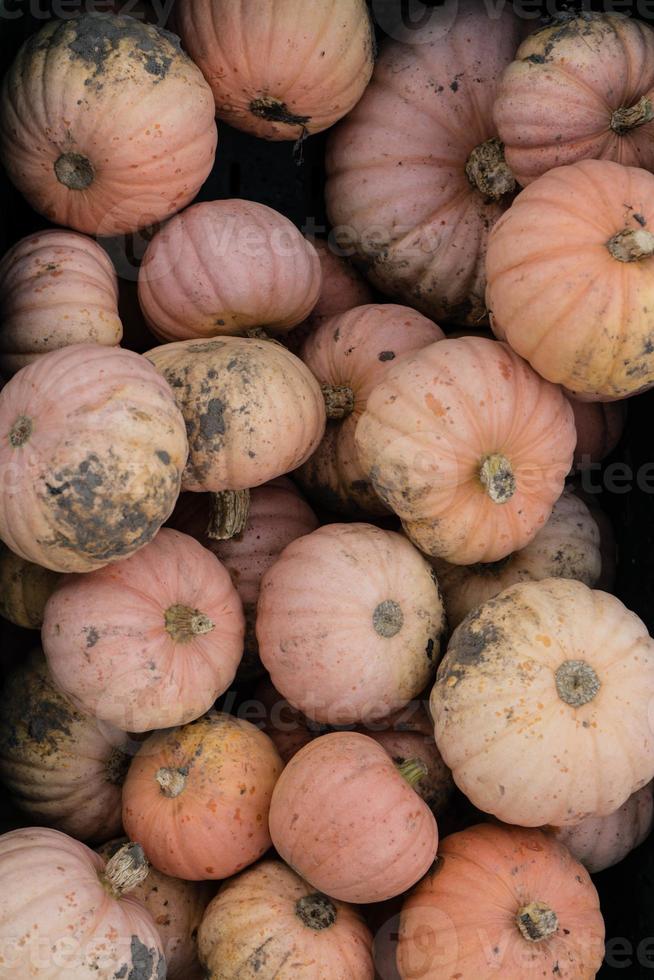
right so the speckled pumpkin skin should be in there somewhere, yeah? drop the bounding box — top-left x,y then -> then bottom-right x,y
0,543 -> 61,629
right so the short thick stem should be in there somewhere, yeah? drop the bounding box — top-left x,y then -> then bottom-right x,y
9,416 -> 32,448
611,96 -> 654,134
516,902 -> 559,942
207,489 -> 250,540
101,842 -> 149,897
555,660 -> 601,706
607,228 -> 654,263
156,766 -> 187,798
373,599 -> 404,638
295,893 -> 337,930
54,152 -> 95,190
397,757 -> 428,789
321,384 -> 355,420
479,454 -> 516,504
465,138 -> 516,201
165,603 -> 214,643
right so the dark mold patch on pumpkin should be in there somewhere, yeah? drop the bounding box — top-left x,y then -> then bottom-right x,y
156,450 -> 170,465
378,350 -> 395,362
250,96 -> 310,127
126,935 -> 165,980
453,617 -> 502,666
199,398 -> 227,440
83,626 -> 100,648
67,14 -> 181,84
26,697 -> 73,748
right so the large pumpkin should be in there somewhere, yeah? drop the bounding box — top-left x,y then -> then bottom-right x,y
431,578 -> 654,826
494,13 -> 654,186
175,0 -> 374,141
487,159 -> 654,399
0,544 -> 61,629
0,14 -> 217,236
355,337 -> 576,564
325,0 -> 522,325
138,201 -> 322,341
297,304 -> 444,516
258,523 -> 446,725
397,823 -> 605,980
0,344 -> 187,572
0,230 -> 121,376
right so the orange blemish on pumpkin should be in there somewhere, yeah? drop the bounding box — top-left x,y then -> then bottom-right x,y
536,634 -> 551,646
425,393 -> 446,416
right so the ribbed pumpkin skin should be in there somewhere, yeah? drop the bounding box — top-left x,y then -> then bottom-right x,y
355,337 -> 576,565
175,0 -> 374,141
325,0 -> 522,325
198,860 -> 375,979
431,579 -> 654,827
0,544 -> 61,629
139,201 -> 322,341
569,396 -> 626,469
0,344 -> 188,573
397,824 -> 605,980
0,231 -> 121,376
494,13 -> 654,186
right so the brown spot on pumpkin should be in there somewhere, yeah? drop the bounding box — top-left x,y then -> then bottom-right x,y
425,393 -> 446,417
83,626 -> 99,648
378,350 -> 396,361
249,96 -> 310,127
155,450 -> 170,464
198,398 -> 226,440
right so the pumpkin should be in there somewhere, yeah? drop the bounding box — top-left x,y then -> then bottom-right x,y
138,200 -> 322,342
98,837 -> 213,980
487,159 -> 654,399
355,337 -> 576,565
494,13 -> 654,187
122,711 -> 283,880
0,650 -> 129,843
325,0 -> 522,325
363,729 -> 453,817
197,859 -> 374,979
296,304 -> 444,516
175,0 -> 374,141
0,543 -> 61,629
42,527 -> 244,733
568,395 -> 626,469
0,230 -> 122,376
0,829 -> 165,977
0,344 -> 187,572
581,496 -> 617,592
258,523 -> 446,725
269,732 -> 438,904
253,678 -> 325,764
0,14 -> 217,236
432,490 -> 602,628
397,823 -> 605,980
431,578 -> 654,827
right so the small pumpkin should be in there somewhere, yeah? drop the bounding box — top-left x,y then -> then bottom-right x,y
175,0 -> 374,141
42,528 -> 244,732
0,343 -> 188,573
431,578 -> 654,826
397,823 -> 605,980
138,200 -> 322,342
122,712 -> 283,880
0,543 -> 61,629
197,859 -> 374,979
355,337 -> 576,564
0,230 -> 122,376
568,395 -> 626,470
269,732 -> 438,904
258,523 -> 446,725
297,304 -> 444,516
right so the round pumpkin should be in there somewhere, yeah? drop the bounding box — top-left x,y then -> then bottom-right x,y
397,823 -> 604,980
355,337 -> 576,565
431,578 -> 654,827
325,0 -> 522,325
0,344 -> 188,572
0,230 -> 122,376
175,0 -> 374,141
258,523 -> 446,725
0,543 -> 61,629
0,14 -> 217,236
568,395 -> 626,469
269,732 -> 438,904
487,159 -> 654,399
122,712 -> 283,880
42,527 -> 244,732
494,12 -> 654,187
138,200 -> 322,342
297,304 -> 444,516
0,829 -> 165,977
198,859 -> 374,979
431,490 -> 602,628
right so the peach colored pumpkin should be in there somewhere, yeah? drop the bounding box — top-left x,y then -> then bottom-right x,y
138,201 -> 322,342
198,859 -> 374,979
397,823 -> 605,980
355,337 -> 576,565
431,578 -> 654,827
0,650 -> 129,843
123,712 -> 283,880
0,543 -> 61,629
0,14 -> 217,236
581,496 -> 617,592
487,159 -> 654,399
297,304 -> 444,516
258,523 -> 446,725
175,0 -> 374,141
568,395 -> 626,469
0,829 -> 165,977
325,0 -> 522,325
494,13 -> 654,187
432,490 -> 602,628
363,729 -> 453,817
42,528 -> 244,733
269,732 -> 438,904
0,230 -> 122,376
0,343 -> 188,573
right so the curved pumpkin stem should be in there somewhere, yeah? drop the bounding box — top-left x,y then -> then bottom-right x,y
611,96 -> 654,134
321,384 -> 355,420
516,902 -> 559,942
207,489 -> 250,540
101,842 -> 149,897
607,228 -> 654,263
396,757 -> 428,789
465,138 -> 515,201
479,453 -> 516,504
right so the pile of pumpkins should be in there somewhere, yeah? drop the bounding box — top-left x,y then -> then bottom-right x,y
1,1 -> 654,977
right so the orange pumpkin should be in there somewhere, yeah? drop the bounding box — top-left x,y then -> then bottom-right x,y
568,395 -> 626,469
0,543 -> 61,629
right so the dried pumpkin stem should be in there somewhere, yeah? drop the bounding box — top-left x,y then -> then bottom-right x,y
321,384 -> 355,420
479,453 -> 516,504
516,902 -> 559,943
54,152 -> 95,190
295,893 -> 337,930
373,599 -> 404,638
555,659 -> 601,706
465,138 -> 516,201
156,766 -> 187,798
607,228 -> 654,262
165,603 -> 214,643
397,757 -> 428,789
611,96 -> 654,134
101,842 -> 149,897
207,489 -> 250,540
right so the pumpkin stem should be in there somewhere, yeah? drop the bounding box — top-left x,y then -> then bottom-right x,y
54,152 -> 95,191
9,415 -> 33,448
105,746 -> 130,787
555,659 -> 601,706
607,228 -> 654,263
295,893 -> 337,930
156,766 -> 187,798
465,138 -> 516,201
207,489 -> 250,540
101,842 -> 149,897
165,603 -> 215,643
321,383 -> 355,420
373,599 -> 404,638
479,453 -> 516,504
397,757 -> 428,789
611,96 -> 654,134
516,902 -> 559,943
